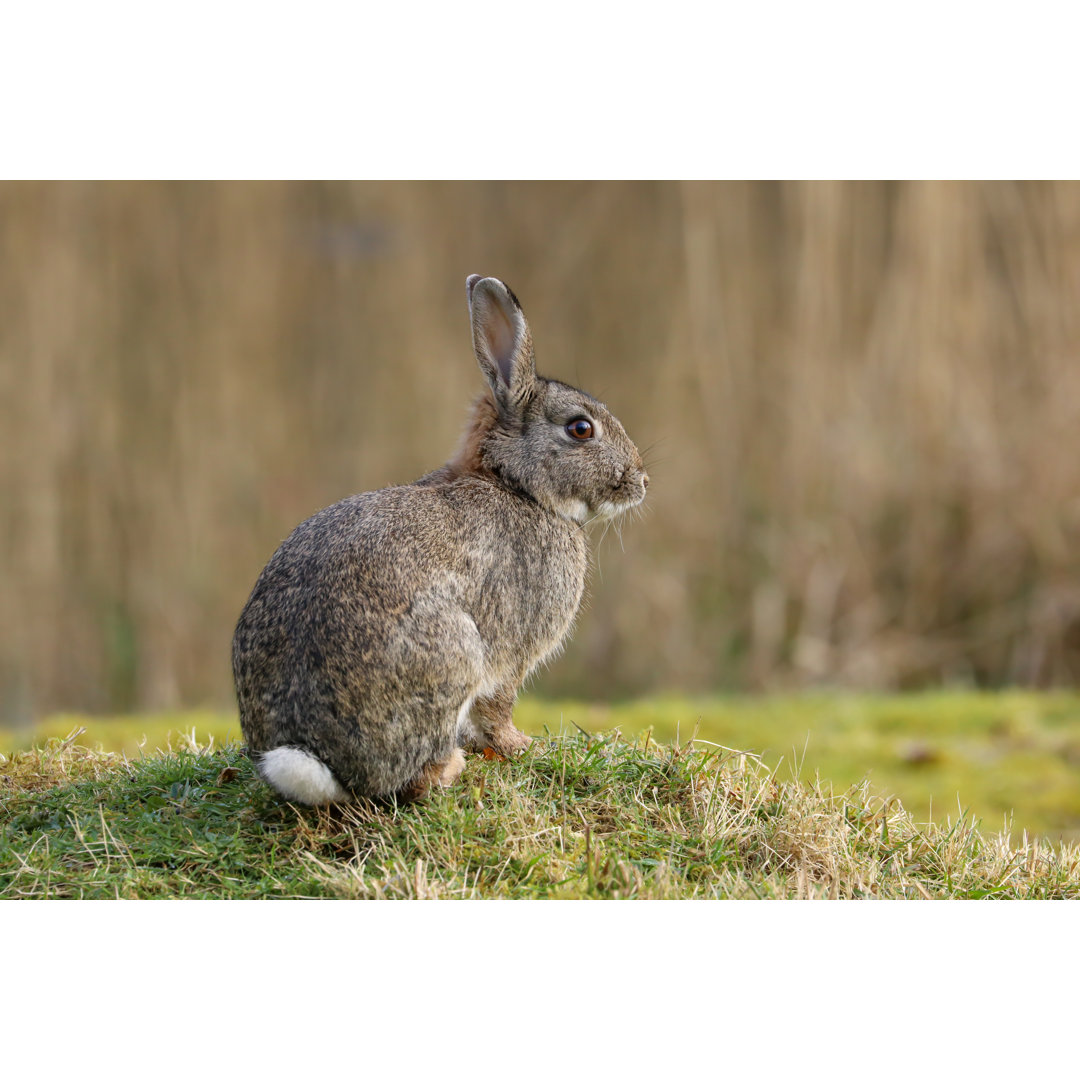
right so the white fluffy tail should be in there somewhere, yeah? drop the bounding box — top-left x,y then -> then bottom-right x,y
257,747 -> 349,805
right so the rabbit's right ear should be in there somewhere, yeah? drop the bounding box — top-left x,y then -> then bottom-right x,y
467,275 -> 536,412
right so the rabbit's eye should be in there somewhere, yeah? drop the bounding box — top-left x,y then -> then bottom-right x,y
566,419 -> 594,440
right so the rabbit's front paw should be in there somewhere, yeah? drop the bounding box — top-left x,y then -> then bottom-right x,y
488,725 -> 531,756
469,690 -> 532,756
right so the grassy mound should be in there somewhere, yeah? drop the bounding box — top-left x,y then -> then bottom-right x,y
3,728 -> 1078,899
11,691 -> 1080,843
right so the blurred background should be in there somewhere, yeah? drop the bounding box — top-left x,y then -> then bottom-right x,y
4,181 -> 1080,723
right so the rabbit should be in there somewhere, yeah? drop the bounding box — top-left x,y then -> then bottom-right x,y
232,274 -> 649,804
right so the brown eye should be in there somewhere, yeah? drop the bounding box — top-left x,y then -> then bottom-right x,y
566,418 -> 594,440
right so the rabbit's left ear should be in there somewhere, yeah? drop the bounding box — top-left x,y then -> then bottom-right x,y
467,275 -> 536,412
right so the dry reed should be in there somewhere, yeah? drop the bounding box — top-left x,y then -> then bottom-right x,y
2,181 -> 1080,717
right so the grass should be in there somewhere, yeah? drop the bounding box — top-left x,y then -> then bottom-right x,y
3,724 -> 1079,899
524,691 -> 1080,845
7,690 -> 1080,843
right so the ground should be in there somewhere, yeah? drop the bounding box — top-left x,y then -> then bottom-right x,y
3,698 -> 1079,899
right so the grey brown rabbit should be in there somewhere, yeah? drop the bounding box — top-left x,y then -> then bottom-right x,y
232,275 -> 648,804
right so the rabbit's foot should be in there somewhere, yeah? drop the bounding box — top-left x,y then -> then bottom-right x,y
465,689 -> 532,756
460,718 -> 532,755
488,724 -> 532,756
439,747 -> 467,786
398,748 -> 466,802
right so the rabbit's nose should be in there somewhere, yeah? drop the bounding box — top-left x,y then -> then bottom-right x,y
642,472 -> 650,490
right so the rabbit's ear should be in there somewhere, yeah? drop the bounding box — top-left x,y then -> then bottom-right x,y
467,275 -> 535,411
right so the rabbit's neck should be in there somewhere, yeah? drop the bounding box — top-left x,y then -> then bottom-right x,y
441,392 -> 500,480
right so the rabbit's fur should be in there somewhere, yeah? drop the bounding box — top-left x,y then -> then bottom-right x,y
233,275 -> 648,804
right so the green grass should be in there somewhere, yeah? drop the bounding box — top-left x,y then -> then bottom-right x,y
3,721 -> 1080,899
521,692 -> 1080,844
7,691 -> 1080,842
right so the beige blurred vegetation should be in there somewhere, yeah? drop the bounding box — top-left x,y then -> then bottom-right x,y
3,180 -> 1080,721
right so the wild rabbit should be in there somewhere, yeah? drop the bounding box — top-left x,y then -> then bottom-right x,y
233,275 -> 648,804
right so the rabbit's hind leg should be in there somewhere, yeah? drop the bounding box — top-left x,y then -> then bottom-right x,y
397,747 -> 466,802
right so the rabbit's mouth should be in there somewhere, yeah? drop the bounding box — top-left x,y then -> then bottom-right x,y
595,469 -> 649,519
552,472 -> 647,523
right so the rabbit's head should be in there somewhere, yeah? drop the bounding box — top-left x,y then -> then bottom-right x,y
463,274 -> 649,524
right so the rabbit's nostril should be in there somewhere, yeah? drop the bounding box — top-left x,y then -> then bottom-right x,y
642,473 -> 650,490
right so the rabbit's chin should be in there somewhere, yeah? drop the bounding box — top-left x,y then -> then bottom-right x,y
551,497 -> 593,524
595,495 -> 644,521
552,496 -> 642,524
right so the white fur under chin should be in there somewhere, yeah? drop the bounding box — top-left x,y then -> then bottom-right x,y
597,493 -> 644,520
258,747 -> 350,805
554,497 -> 591,524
